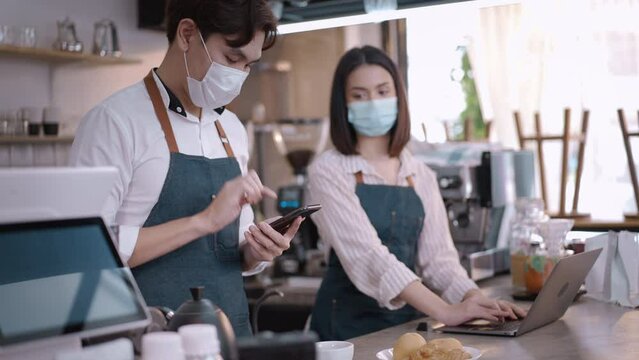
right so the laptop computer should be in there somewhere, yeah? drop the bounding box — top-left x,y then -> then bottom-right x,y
435,248 -> 602,337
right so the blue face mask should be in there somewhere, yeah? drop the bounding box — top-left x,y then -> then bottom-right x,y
347,97 -> 398,137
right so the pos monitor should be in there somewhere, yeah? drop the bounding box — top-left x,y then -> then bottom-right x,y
0,217 -> 150,359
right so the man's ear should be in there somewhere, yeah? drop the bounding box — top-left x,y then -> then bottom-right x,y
175,18 -> 198,52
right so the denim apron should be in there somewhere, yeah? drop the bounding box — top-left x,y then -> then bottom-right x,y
131,71 -> 251,337
310,171 -> 425,340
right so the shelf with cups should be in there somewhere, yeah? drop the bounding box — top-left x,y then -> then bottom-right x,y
0,135 -> 74,144
0,44 -> 141,65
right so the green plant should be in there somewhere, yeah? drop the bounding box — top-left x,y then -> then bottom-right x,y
455,46 -> 486,140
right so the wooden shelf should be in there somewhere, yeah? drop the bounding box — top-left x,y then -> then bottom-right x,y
0,135 -> 74,144
0,44 -> 141,65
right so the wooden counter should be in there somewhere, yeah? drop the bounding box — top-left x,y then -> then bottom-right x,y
349,276 -> 639,360
572,219 -> 639,232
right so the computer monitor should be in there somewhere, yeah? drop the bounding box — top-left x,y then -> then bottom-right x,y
0,167 -> 118,224
0,217 -> 150,359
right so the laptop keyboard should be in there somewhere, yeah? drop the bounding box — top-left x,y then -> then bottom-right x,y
491,320 -> 521,331
461,320 -> 521,332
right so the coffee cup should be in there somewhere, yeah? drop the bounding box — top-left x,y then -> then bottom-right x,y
43,107 -> 61,136
316,341 -> 354,360
141,332 -> 185,360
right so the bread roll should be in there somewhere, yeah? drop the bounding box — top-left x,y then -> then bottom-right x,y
393,332 -> 426,360
408,345 -> 470,360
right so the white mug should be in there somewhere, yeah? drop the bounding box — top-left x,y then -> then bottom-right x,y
316,341 -> 354,360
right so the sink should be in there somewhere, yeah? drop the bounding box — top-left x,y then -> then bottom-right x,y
244,277 -> 321,332
284,276 -> 322,289
244,278 -> 286,299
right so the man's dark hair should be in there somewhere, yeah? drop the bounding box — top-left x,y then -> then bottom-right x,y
166,0 -> 277,49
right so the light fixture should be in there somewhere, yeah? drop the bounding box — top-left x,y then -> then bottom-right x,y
363,0 -> 398,13
278,10 -> 406,35
277,0 -> 522,35
269,0 -> 284,20
288,0 -> 310,7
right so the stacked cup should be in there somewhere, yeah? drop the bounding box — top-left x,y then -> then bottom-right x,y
142,324 -> 222,360
142,332 -> 185,360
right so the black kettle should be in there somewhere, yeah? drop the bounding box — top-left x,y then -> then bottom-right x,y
157,287 -> 239,360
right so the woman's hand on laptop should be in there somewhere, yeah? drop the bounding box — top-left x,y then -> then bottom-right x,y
441,292 -> 512,326
463,289 -> 528,321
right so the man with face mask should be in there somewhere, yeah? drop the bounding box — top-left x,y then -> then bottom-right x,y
69,0 -> 301,337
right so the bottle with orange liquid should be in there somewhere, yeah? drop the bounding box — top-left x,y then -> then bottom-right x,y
524,241 -> 557,294
509,199 -> 547,289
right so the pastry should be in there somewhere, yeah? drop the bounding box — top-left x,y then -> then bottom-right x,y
392,332 -> 427,360
428,338 -> 464,352
408,344 -> 470,360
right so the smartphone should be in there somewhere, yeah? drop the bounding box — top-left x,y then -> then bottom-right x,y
269,204 -> 321,234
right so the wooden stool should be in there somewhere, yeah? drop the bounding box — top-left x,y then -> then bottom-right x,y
444,117 -> 492,142
513,108 -> 590,219
618,109 -> 639,220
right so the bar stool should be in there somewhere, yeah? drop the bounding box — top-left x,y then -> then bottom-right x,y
513,108 -> 590,219
444,117 -> 492,142
618,109 -> 639,220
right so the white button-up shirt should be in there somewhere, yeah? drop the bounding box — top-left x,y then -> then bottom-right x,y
69,71 -> 256,268
308,149 -> 478,310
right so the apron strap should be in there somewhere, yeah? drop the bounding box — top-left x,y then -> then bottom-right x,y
354,170 -> 415,188
143,70 -> 236,158
214,120 -> 235,158
144,71 -> 179,153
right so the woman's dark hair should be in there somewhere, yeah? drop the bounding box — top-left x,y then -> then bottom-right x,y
166,0 -> 278,50
330,46 -> 410,157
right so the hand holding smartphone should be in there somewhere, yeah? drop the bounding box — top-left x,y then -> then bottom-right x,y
269,204 -> 321,234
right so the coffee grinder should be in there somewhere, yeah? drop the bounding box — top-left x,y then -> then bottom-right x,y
271,118 -> 329,276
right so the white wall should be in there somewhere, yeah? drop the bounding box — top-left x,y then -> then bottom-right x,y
0,0 -> 167,133
344,23 -> 383,52
0,0 -> 167,167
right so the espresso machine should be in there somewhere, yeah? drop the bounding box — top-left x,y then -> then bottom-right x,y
429,162 -> 490,257
412,142 -> 534,280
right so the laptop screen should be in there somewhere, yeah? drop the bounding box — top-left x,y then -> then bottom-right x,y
0,218 -> 148,346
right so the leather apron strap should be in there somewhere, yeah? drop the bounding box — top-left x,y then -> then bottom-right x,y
214,119 -> 235,158
143,70 -> 235,158
144,71 -> 178,153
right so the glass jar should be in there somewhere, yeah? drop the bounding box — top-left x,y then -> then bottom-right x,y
524,241 -> 557,294
537,218 -> 574,259
509,198 -> 547,288
0,111 -> 9,136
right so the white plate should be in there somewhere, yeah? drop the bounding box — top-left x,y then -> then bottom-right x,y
376,346 -> 481,360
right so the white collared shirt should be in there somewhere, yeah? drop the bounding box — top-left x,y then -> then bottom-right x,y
307,149 -> 478,310
69,71 -> 259,271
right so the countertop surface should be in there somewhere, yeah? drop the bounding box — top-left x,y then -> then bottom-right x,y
244,276 -> 322,306
349,275 -> 639,360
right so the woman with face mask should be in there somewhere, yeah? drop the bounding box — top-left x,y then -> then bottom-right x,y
69,0 -> 303,337
308,46 -> 527,341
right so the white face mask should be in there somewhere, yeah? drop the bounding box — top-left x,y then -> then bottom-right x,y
184,31 -> 249,109
347,97 -> 398,137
